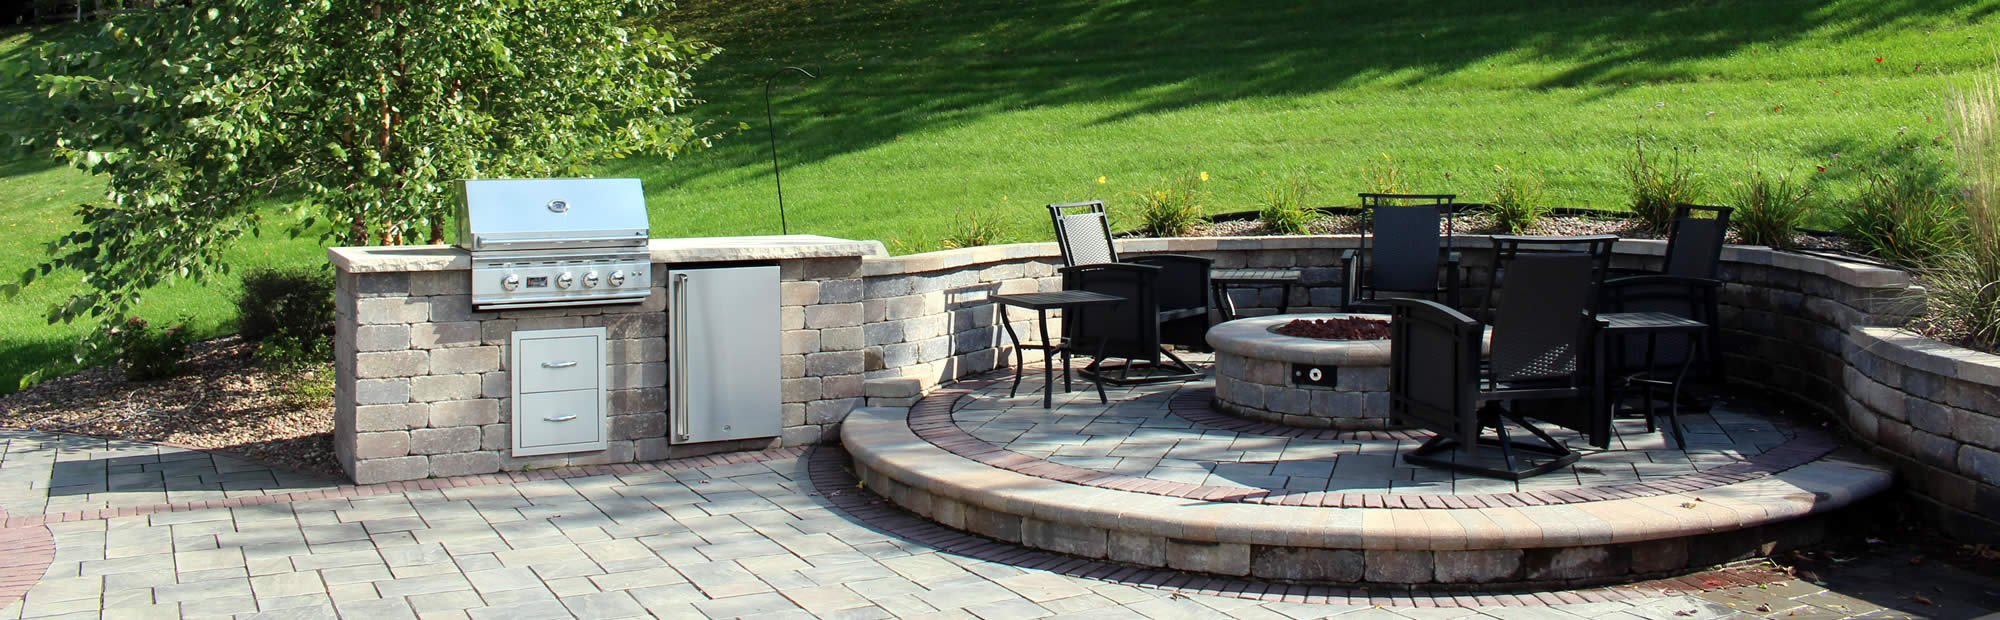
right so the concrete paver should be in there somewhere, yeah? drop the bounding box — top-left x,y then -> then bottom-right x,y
1,407 -> 1992,620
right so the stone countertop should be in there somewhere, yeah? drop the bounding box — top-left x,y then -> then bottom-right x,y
328,235 -> 887,273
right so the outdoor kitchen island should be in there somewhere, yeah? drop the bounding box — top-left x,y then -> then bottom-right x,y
329,235 -> 886,484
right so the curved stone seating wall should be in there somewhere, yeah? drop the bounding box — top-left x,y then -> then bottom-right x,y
851,236 -> 1997,542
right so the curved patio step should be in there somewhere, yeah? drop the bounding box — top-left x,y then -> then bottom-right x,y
843,402 -> 1894,587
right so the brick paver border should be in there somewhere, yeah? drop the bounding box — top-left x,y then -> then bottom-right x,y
912,379 -> 1839,509
807,446 -> 1792,606
0,507 -> 55,610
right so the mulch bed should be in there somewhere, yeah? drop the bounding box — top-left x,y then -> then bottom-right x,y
1192,212 -> 1858,253
0,336 -> 340,480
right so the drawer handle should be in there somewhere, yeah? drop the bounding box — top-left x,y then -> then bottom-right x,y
544,415 -> 578,422
541,360 -> 579,369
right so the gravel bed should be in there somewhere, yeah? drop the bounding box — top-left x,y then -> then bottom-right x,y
0,336 -> 340,480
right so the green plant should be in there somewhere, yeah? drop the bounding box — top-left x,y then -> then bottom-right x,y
1362,153 -> 1419,198
1258,170 -> 1317,235
1919,68 -> 2000,351
104,316 -> 192,381
939,212 -> 1003,249
3,0 -> 717,345
1624,138 -> 1703,232
1728,168 -> 1814,249
256,332 -> 335,408
1129,172 -> 1208,237
237,268 -> 336,344
1840,169 -> 1962,268
1486,165 -> 1550,234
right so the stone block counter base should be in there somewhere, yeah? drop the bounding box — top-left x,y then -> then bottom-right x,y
1206,313 -> 1395,429
329,235 -> 886,484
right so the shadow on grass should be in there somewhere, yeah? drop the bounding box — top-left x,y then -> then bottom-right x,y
645,0 -> 1998,190
0,336 -> 81,395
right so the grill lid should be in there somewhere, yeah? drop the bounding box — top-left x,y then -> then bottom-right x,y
455,178 -> 650,251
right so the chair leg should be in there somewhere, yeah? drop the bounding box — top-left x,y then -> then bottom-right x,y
1091,339 -> 1110,404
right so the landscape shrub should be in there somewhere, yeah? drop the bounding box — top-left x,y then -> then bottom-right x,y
1486,165 -> 1549,234
105,316 -> 192,381
1840,169 -> 1962,268
237,268 -> 335,344
1258,170 -> 1317,235
1920,70 -> 2000,351
1130,172 -> 1208,237
939,213 -> 1003,249
1624,138 -> 1703,232
1728,168 -> 1815,249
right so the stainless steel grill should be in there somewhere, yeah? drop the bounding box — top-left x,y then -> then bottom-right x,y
455,178 -> 653,310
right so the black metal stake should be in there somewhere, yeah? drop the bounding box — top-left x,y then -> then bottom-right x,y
763,66 -> 817,235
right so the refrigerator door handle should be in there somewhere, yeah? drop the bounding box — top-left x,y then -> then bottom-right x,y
671,272 -> 691,442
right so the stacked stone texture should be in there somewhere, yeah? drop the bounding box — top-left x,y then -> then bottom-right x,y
335,236 -> 2000,545
336,256 -> 874,484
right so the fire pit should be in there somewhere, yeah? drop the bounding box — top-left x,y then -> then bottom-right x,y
1204,313 -> 1397,429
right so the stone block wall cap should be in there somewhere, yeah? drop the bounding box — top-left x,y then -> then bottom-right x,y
1856,326 -> 2000,387
649,235 -> 884,262
860,243 -> 1062,277
330,245 -> 470,273
1206,313 -> 1396,366
864,377 -> 926,398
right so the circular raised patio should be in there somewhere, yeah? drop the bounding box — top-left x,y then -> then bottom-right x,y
1206,313 -> 1395,430
842,363 -> 1895,588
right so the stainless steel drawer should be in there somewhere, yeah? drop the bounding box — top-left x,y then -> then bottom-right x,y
514,389 -> 602,449
518,335 -> 600,393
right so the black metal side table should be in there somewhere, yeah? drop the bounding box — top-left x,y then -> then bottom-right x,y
1209,268 -> 1303,322
992,291 -> 1124,408
1596,311 -> 1707,450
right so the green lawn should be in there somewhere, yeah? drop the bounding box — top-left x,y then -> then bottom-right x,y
3,0 -> 1997,392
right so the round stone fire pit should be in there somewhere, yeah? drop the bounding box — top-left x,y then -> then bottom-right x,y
1204,313 -> 1396,429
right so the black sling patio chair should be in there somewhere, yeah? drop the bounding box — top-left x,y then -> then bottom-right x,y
1047,200 -> 1213,351
1389,253 -> 1606,480
1480,234 -> 1618,322
1060,262 -> 1202,384
1341,193 -> 1464,312
1605,204 -> 1732,378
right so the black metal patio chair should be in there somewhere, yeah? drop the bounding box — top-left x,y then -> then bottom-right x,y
1341,193 -> 1464,312
1047,200 -> 1213,351
1480,234 -> 1618,321
1605,204 -> 1732,377
1390,253 -> 1606,480
1059,262 -> 1202,384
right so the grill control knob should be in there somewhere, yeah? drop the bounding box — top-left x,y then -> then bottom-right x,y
582,271 -> 600,288
555,273 -> 575,289
501,274 -> 521,291
608,270 -> 626,287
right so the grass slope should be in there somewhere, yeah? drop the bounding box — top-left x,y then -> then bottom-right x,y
3,0 -> 1998,392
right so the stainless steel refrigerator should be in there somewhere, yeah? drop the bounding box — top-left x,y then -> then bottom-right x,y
668,264 -> 781,444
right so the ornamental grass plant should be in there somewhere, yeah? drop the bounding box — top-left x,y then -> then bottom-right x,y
1624,139 -> 1703,232
1486,165 -> 1550,234
1728,167 -> 1814,249
1258,169 -> 1317,235
1131,172 -> 1209,238
1921,67 -> 2000,352
1840,169 -> 1962,268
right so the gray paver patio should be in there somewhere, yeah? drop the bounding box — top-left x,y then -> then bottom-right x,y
0,403 -> 1988,620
